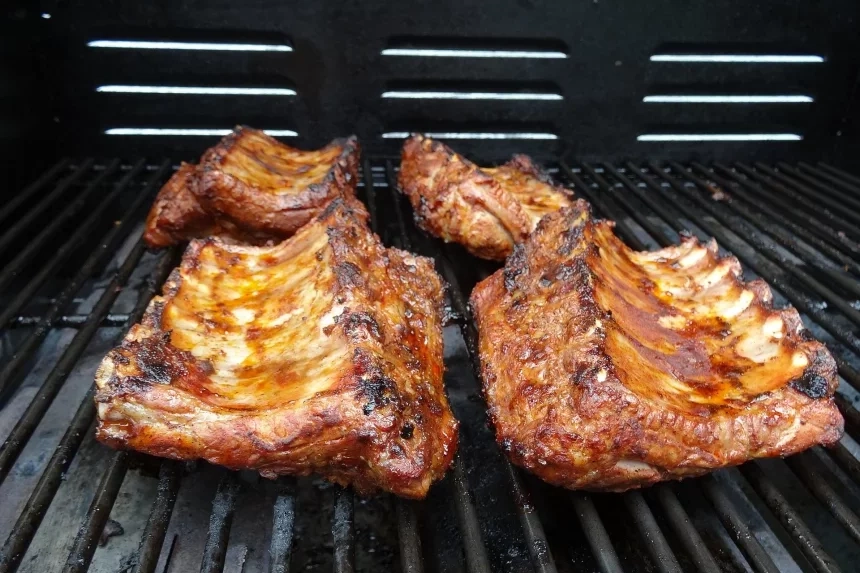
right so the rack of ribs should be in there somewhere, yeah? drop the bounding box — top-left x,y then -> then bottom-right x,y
471,201 -> 843,491
144,127 -> 361,247
398,134 -> 574,260
97,199 -> 458,498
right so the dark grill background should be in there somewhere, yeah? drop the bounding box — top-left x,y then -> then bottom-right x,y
0,157 -> 859,572
4,0 -> 860,168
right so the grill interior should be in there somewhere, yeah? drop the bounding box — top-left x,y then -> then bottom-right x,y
0,156 -> 859,573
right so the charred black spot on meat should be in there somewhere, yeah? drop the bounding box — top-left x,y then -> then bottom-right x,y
504,244 -> 528,292
557,221 -> 584,256
333,262 -> 364,288
320,196 -> 346,220
792,370 -> 831,398
354,348 -> 400,415
400,423 -> 414,439
341,311 -> 383,342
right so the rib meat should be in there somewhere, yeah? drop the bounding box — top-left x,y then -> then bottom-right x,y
471,202 -> 843,491
97,199 -> 457,498
144,127 -> 361,247
398,134 -> 574,260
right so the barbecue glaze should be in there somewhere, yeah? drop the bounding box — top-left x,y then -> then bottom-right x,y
98,199 -> 457,498
471,202 -> 843,491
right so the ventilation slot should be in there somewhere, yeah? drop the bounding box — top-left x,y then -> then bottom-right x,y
104,128 -> 298,137
643,94 -> 813,103
96,86 -> 297,96
637,133 -> 802,142
382,80 -> 562,101
382,131 -> 557,140
87,39 -> 293,52
650,54 -> 823,63
382,91 -> 561,101
382,37 -> 568,59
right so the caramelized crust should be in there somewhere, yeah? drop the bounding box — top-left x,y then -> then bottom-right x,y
97,200 -> 457,498
143,163 -> 216,248
143,127 -> 361,247
398,134 -> 574,260
471,202 -> 843,491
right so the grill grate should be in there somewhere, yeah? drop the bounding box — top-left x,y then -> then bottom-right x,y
0,157 -> 859,572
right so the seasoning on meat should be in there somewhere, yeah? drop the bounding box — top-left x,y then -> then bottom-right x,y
144,127 -> 361,247
398,134 -> 574,260
471,201 -> 843,491
97,199 -> 457,498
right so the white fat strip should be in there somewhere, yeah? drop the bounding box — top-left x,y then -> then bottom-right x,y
319,304 -> 347,333
792,352 -> 809,368
763,315 -> 784,339
232,307 -> 256,324
715,289 -> 754,319
735,334 -> 780,363
697,261 -> 733,289
677,247 -> 707,268
658,314 -> 688,329
265,307 -> 302,328
614,460 -> 656,474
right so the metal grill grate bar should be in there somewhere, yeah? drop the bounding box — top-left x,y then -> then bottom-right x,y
0,158 -> 70,223
569,493 -> 624,573
134,461 -> 181,573
0,160 -> 147,332
779,164 -> 860,211
797,164 -> 860,198
64,452 -> 131,573
815,163 -> 860,189
831,440 -> 860,485
0,159 -> 95,256
750,164 -> 860,242
0,161 -> 168,405
699,475 -> 781,573
733,164 -> 860,255
686,164 -> 860,323
396,500 -> 423,573
0,158 -> 121,298
332,487 -> 355,573
622,492 -> 683,573
1,158 -> 860,573
635,164 -> 860,367
268,479 -> 297,573
11,314 -> 131,329
654,486 -> 722,573
707,164 -> 860,280
200,474 -> 240,573
0,238 -> 153,484
0,248 -> 177,573
785,453 -> 860,544
740,464 -> 842,573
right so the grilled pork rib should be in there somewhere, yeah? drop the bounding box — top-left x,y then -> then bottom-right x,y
471,202 -> 843,491
144,127 -> 360,247
398,134 -> 574,260
97,200 -> 457,498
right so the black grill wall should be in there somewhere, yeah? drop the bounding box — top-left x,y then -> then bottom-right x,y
3,0 -> 858,163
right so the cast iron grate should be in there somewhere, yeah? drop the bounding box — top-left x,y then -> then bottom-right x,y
0,155 -> 859,573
